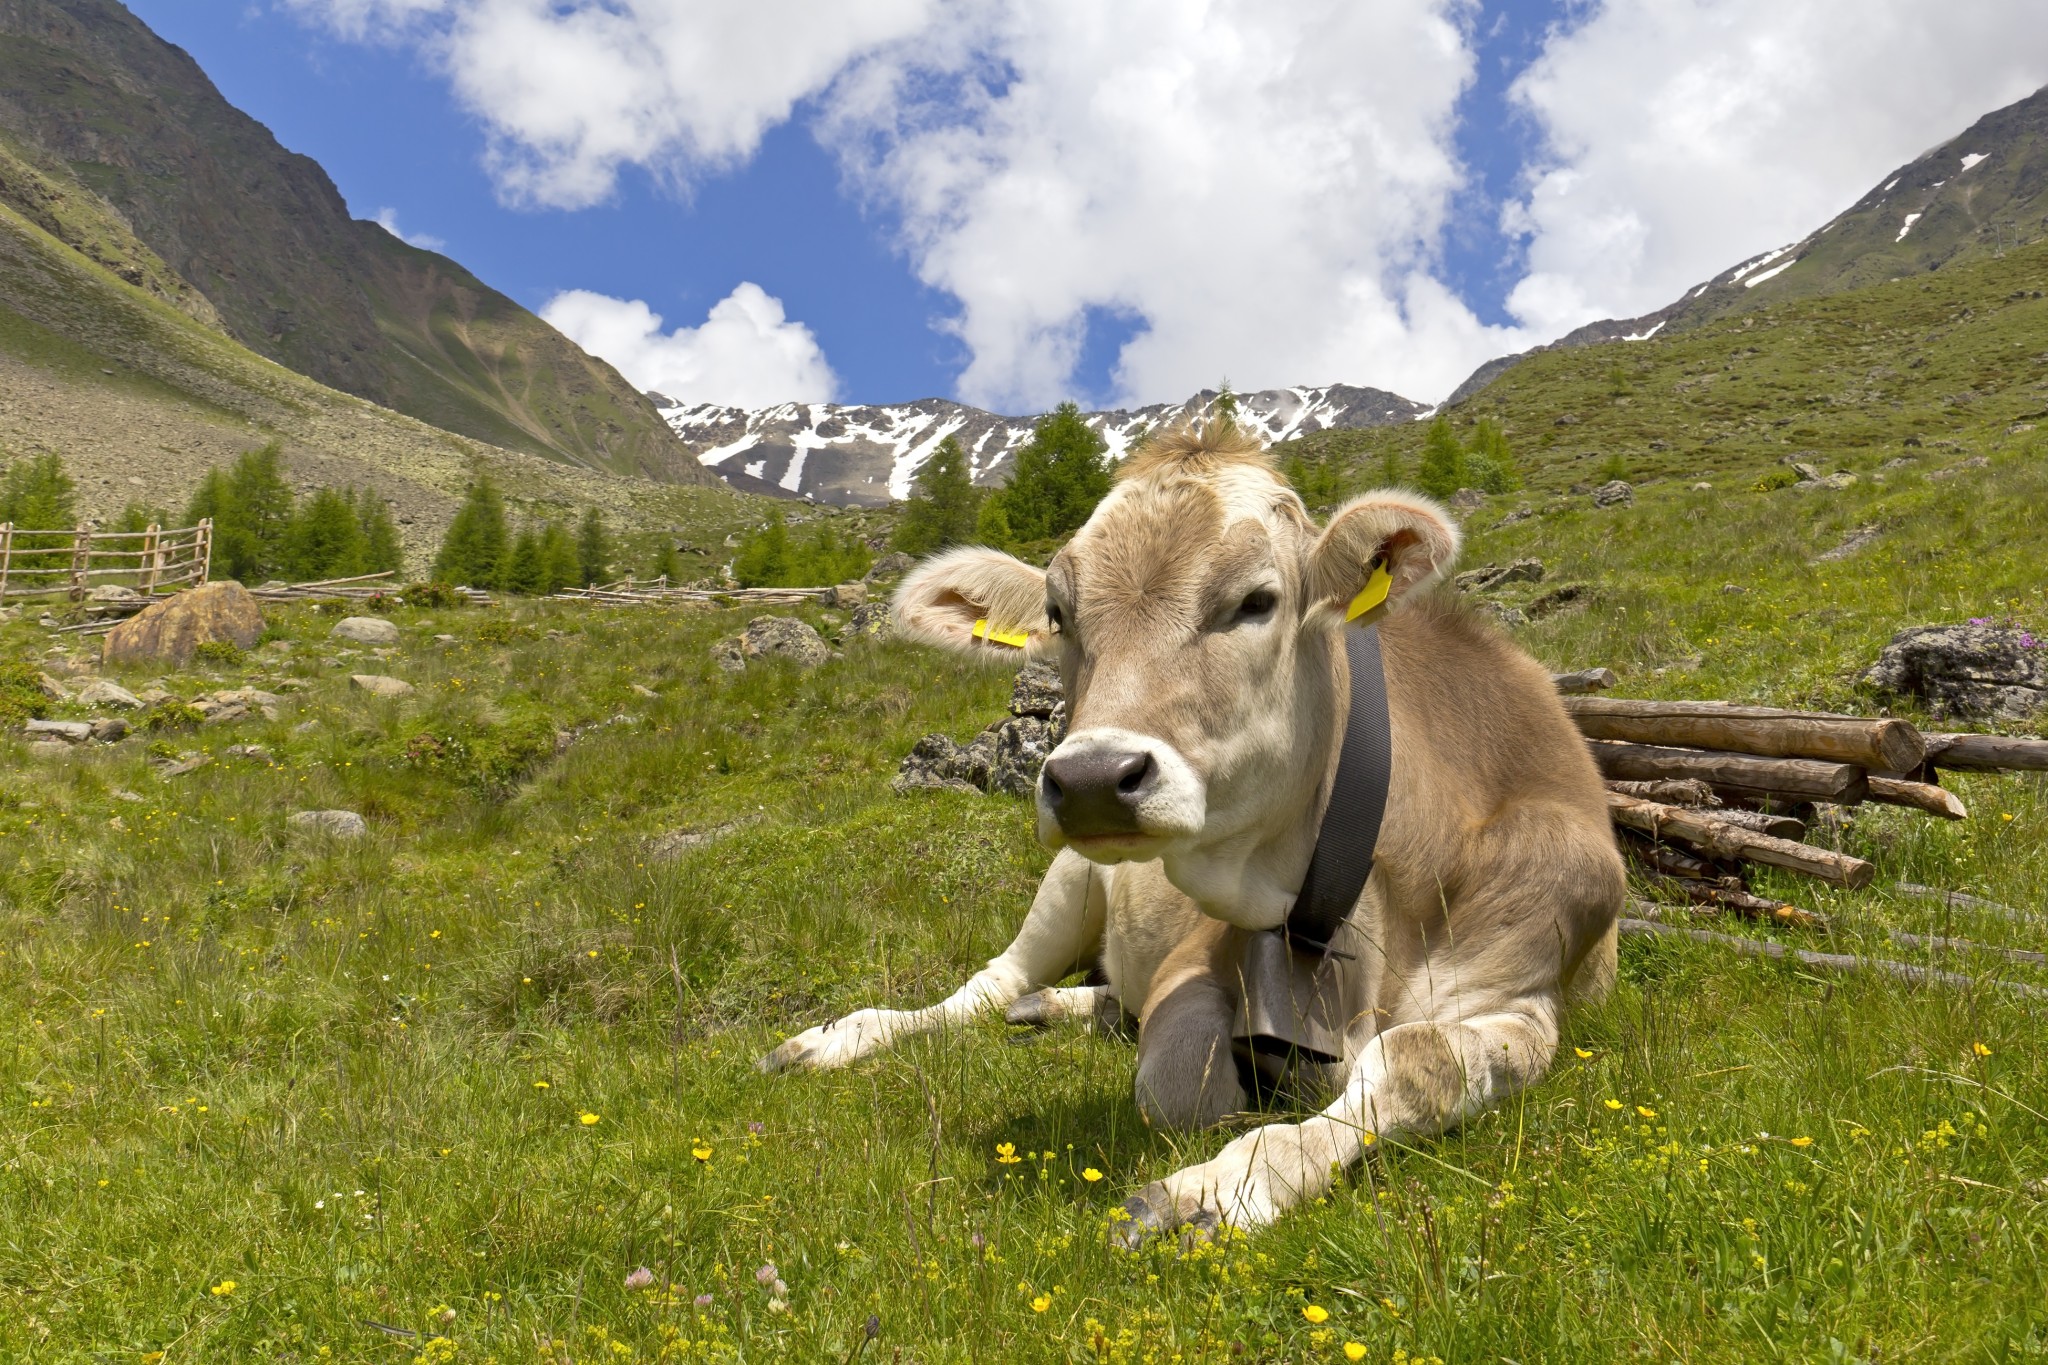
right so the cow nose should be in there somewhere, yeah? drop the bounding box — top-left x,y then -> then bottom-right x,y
1041,748 -> 1155,836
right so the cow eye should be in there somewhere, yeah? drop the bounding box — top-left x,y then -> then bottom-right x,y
1233,590 -> 1277,623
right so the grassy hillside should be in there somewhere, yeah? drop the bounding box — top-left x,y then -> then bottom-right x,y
0,226 -> 2044,1359
0,191 -> 753,573
0,0 -> 708,484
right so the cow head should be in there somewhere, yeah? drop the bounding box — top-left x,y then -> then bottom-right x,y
894,424 -> 1459,927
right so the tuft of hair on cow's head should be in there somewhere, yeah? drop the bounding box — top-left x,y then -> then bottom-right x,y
1305,489 -> 1462,623
891,545 -> 1051,662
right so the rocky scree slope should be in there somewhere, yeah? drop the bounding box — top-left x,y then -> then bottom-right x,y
660,384 -> 1427,506
0,0 -> 709,485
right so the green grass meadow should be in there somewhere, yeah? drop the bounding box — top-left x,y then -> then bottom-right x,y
3,242 -> 2048,1362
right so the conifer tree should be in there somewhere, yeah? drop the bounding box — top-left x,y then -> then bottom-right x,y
731,510 -> 791,587
893,435 -> 981,556
575,507 -> 611,586
538,522 -> 581,595
649,537 -> 682,583
282,486 -> 365,581
1466,417 -> 1520,493
504,525 -> 544,596
1379,443 -> 1403,491
227,443 -> 293,575
1211,382 -> 1239,424
0,453 -> 79,575
355,490 -> 403,574
1415,416 -> 1467,501
433,475 -> 510,588
983,402 -> 1111,544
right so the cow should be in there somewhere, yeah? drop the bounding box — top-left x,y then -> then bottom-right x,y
761,421 -> 1623,1240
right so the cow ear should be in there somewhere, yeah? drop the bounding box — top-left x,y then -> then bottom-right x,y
1306,490 -> 1461,622
892,547 -> 1052,660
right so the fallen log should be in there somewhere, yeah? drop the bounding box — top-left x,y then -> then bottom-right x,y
1620,830 -> 1732,882
1698,807 -> 1807,840
1589,739 -> 1870,804
1866,775 -> 1968,821
1552,668 -> 1618,695
1564,697 -> 1925,772
1922,732 -> 2048,773
1893,883 -> 2040,926
1635,878 -> 1828,930
1887,931 -> 2047,967
1618,914 -> 2048,1000
1606,778 -> 1720,806
1608,792 -> 1875,889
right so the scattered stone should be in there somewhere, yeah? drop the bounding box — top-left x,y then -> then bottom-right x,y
1448,488 -> 1488,513
1881,456 -> 1917,469
1815,471 -> 1858,491
25,740 -> 70,759
848,601 -> 893,638
156,754 -> 211,779
710,636 -> 746,674
1815,525 -> 1882,563
2009,422 -> 2037,436
1554,413 -> 1580,426
136,687 -> 172,705
24,718 -> 92,743
645,817 -> 759,862
89,718 -> 132,743
75,679 -> 143,709
863,551 -> 915,583
1787,461 -> 1822,482
433,633 -> 457,644
631,683 -> 659,699
289,810 -> 368,839
86,583 -> 143,607
1591,480 -> 1634,508
1527,584 -> 1590,619
1479,603 -> 1529,629
330,616 -> 401,646
894,664 -> 1068,797
111,789 -> 144,803
203,702 -> 250,725
1492,507 -> 1535,528
293,720 -> 321,734
1454,559 -> 1545,594
1929,456 -> 1991,480
225,744 -> 275,764
1722,584 -> 1748,595
825,582 -> 869,608
1864,623 -> 2045,720
102,581 -> 263,666
740,616 -> 833,669
1691,482 -> 1712,491
36,672 -> 70,701
349,674 -> 415,698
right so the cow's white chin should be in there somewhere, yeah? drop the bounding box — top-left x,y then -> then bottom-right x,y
1050,830 -> 1173,864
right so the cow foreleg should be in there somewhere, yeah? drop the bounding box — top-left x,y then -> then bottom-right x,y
1113,999 -> 1559,1241
758,849 -> 1103,1073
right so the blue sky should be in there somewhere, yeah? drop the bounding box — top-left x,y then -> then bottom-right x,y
123,1 -> 2048,413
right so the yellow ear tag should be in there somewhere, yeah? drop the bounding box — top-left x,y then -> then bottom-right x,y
971,619 -> 1030,649
1344,559 -> 1393,624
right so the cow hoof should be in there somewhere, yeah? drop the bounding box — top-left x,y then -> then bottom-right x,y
756,1037 -> 813,1073
1110,1184 -> 1177,1250
1178,1207 -> 1222,1251
1005,991 -> 1058,1027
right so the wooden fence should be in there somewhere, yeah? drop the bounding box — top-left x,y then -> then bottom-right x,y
0,519 -> 212,601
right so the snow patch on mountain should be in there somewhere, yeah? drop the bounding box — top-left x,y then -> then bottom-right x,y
656,385 -> 1428,505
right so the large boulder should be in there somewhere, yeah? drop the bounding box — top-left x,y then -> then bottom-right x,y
740,616 -> 832,669
102,582 -> 263,667
331,616 -> 401,646
863,551 -> 915,583
289,810 -> 368,839
1864,623 -> 2046,721
349,674 -> 415,698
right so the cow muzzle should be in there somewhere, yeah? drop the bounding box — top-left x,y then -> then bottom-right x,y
1037,727 -> 1204,851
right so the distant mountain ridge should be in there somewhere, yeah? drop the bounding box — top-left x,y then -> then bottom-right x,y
1449,82 -> 2048,405
0,0 -> 711,485
657,384 -> 1429,505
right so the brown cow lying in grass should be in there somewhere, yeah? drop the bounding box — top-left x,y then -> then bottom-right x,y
762,423 -> 1623,1239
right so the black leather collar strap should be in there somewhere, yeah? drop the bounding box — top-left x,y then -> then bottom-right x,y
1284,622 -> 1392,956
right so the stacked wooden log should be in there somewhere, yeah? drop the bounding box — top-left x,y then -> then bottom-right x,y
1547,672 -> 2048,945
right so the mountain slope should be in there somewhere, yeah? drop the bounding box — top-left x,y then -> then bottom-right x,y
662,383 -> 1428,505
0,185 -> 747,571
0,0 -> 711,485
1449,83 -> 2048,406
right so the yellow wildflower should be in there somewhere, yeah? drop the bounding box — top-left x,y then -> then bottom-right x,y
1345,1346 -> 1368,1362
1573,1047 -> 1593,1059
1031,1294 -> 1051,1313
1789,1136 -> 1813,1148
1603,1099 -> 1623,1110
692,1141 -> 713,1162
579,1112 -> 601,1126
209,1279 -> 237,1297
1636,1105 -> 1658,1119
995,1142 -> 1022,1165
1082,1168 -> 1104,1182
1973,1041 -> 1993,1057
1302,1305 -> 1330,1324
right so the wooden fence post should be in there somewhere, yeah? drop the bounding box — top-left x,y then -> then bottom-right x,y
141,523 -> 161,593
0,522 -> 11,600
69,524 -> 91,601
198,518 -> 213,583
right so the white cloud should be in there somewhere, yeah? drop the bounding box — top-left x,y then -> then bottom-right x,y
819,0 -> 1528,411
542,283 -> 838,408
289,0 -> 934,208
372,207 -> 445,251
1505,0 -> 2048,334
